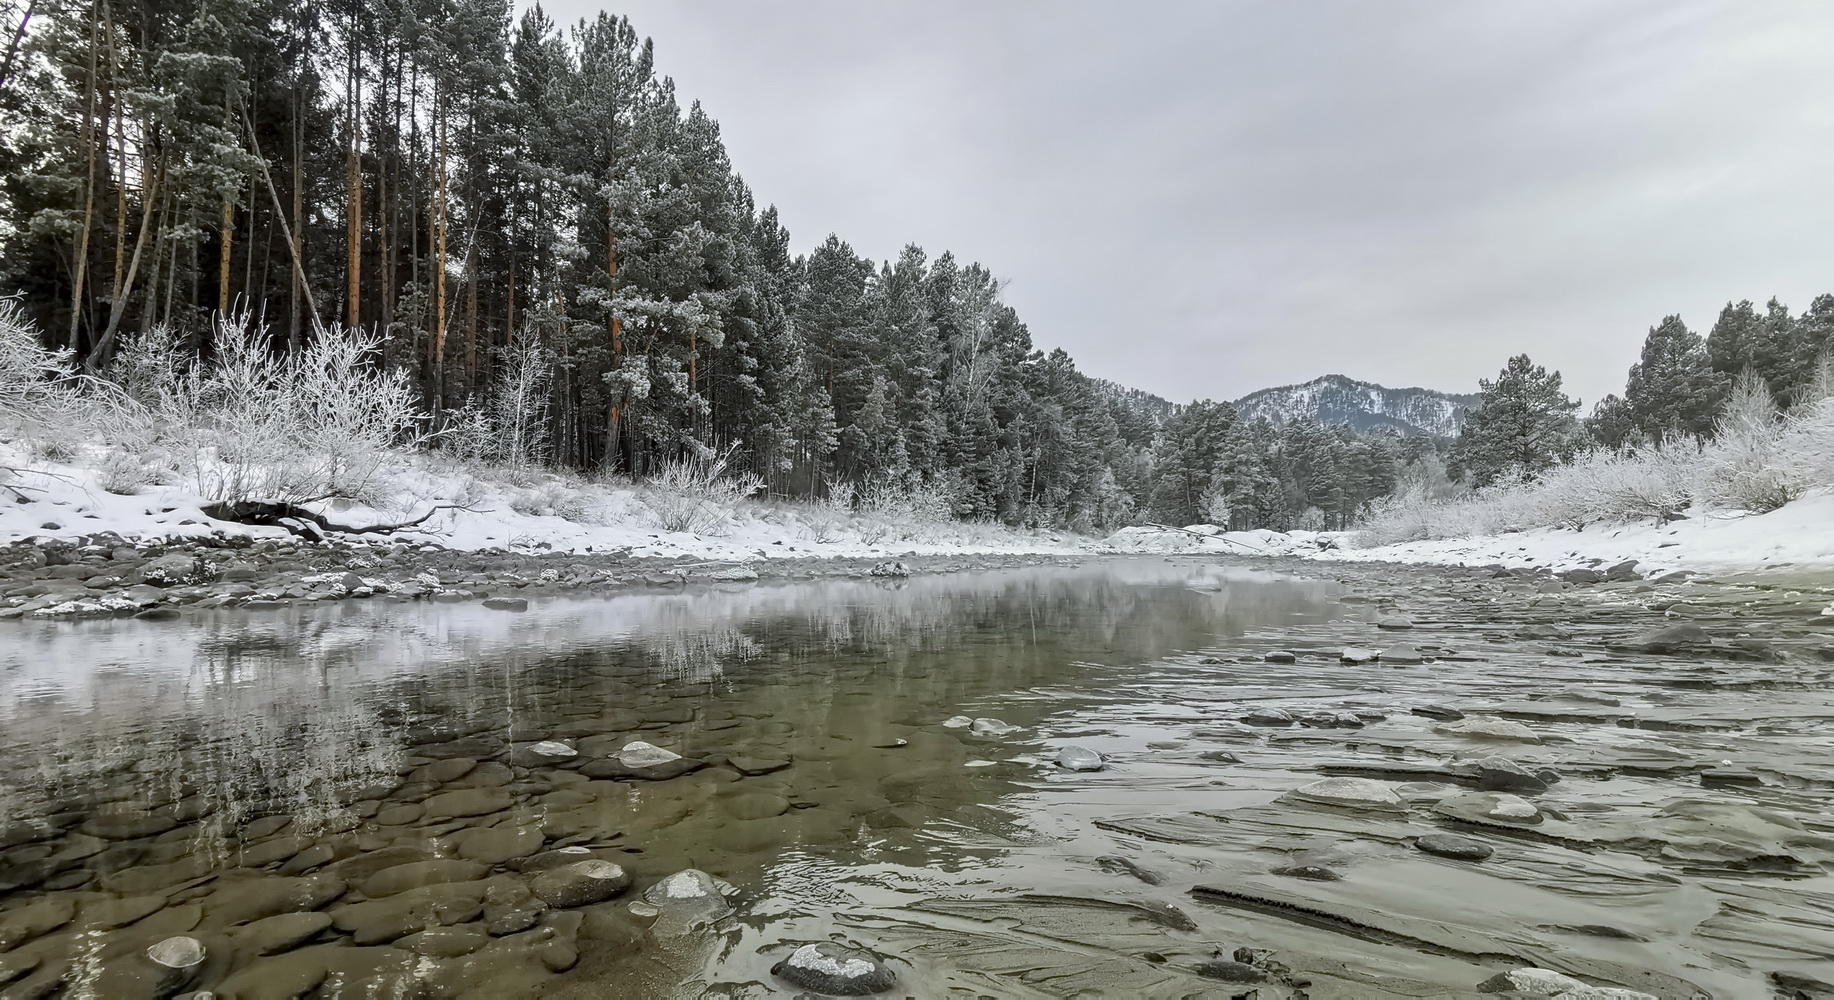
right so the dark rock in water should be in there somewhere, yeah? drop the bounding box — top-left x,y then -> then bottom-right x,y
394,925 -> 487,957
1620,622 -> 1714,654
505,740 -> 578,767
134,607 -> 181,621
1414,833 -> 1493,861
1271,864 -> 1341,881
771,942 -> 898,996
1604,559 -> 1642,581
1242,708 -> 1293,727
205,874 -> 347,925
1194,960 -> 1266,983
1263,650 -> 1297,663
1453,756 -> 1549,794
1198,750 -> 1241,764
1561,567 -> 1603,584
1771,971 -> 1834,998
1412,704 -> 1465,721
724,755 -> 791,776
1701,768 -> 1763,788
1095,855 -> 1162,885
360,859 -> 487,897
531,860 -> 631,907
236,911 -> 333,955
448,824 -> 544,864
482,597 -> 528,612
420,788 -> 513,818
513,846 -> 598,873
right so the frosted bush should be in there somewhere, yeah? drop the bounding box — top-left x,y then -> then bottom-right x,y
857,475 -> 957,542
641,446 -> 763,535
1698,373 -> 1803,514
802,478 -> 854,544
0,300 -> 86,441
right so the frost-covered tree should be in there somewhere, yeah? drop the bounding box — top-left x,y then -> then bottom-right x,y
1605,315 -> 1727,445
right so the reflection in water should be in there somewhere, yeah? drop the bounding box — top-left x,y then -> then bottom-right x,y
1,560 -> 1822,997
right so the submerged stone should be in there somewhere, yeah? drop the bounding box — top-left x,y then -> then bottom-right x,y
1195,959 -> 1266,983
1415,833 -> 1493,861
1054,745 -> 1106,771
1477,967 -> 1588,994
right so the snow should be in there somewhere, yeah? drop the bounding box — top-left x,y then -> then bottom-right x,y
0,442 -> 1085,561
1321,492 -> 1834,576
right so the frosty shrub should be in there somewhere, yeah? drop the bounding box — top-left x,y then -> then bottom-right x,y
641,445 -> 764,534
803,477 -> 855,544
857,475 -> 957,542
149,313 -> 425,505
508,476 -> 603,523
0,299 -> 82,439
1698,372 -> 1802,514
437,341 -> 551,475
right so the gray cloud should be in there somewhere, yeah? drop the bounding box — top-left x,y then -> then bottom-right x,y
541,0 -> 1834,404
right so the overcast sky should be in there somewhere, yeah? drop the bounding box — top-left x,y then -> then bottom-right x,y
542,1 -> 1834,405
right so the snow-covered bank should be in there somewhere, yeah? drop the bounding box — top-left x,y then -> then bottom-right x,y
1093,496 -> 1834,579
0,444 -> 1084,561
1318,492 -> 1834,577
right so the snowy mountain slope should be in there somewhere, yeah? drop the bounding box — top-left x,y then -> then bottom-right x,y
1233,374 -> 1479,437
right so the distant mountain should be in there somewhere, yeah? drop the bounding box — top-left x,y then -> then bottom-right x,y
1233,374 -> 1479,438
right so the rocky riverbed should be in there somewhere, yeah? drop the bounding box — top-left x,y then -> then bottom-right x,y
0,556 -> 1831,998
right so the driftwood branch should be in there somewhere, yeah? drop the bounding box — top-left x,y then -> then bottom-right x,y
1140,522 -> 1270,552
200,500 -> 472,541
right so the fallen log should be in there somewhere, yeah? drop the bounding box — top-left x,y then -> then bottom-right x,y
200,500 -> 465,541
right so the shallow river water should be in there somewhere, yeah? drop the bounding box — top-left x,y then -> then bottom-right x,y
1,558 -> 1832,998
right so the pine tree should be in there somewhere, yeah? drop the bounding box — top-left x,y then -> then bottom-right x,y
1450,354 -> 1582,486
1614,315 -> 1726,443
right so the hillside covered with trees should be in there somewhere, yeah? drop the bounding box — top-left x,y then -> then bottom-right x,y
0,0 -> 1421,535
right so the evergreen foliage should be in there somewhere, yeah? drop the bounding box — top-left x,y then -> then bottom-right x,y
0,1 -> 1415,532
1449,354 -> 1582,486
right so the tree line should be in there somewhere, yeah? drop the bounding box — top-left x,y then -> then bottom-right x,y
0,0 -> 1420,531
1448,294 -> 1834,488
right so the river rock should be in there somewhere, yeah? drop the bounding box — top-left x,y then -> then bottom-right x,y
1242,707 -> 1293,726
724,754 -> 791,775
1379,644 -> 1425,665
146,934 -> 207,969
0,897 -> 74,949
205,874 -> 346,925
513,846 -> 596,872
420,787 -> 513,819
394,925 -> 488,957
1478,967 -> 1589,993
772,942 -> 898,996
1376,615 -> 1414,629
620,740 -> 682,766
721,792 -> 791,820
506,740 -> 577,767
1054,745 -> 1105,771
532,860 -> 632,907
360,859 -> 487,897
1283,777 -> 1406,813
1454,756 -> 1549,793
80,803 -> 183,839
1195,959 -> 1267,983
1339,646 -> 1378,663
449,825 -> 544,864
968,718 -> 1019,737
330,883 -> 487,944
142,553 -> 207,586
1552,989 -> 1658,1000
1263,650 -> 1297,663
1436,791 -> 1542,826
1560,567 -> 1603,584
1412,704 -> 1465,721
942,715 -> 974,728
482,597 -> 528,611
1436,717 -> 1541,743
1271,864 -> 1341,881
1619,622 -> 1714,654
637,868 -> 735,923
235,911 -> 333,955
1415,833 -> 1493,861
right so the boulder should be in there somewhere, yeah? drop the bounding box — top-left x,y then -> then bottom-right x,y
1378,644 -> 1425,665
530,860 -> 632,907
772,942 -> 898,996
235,912 -> 333,955
1603,559 -> 1642,582
1241,708 -> 1293,726
1560,568 -> 1603,584
359,859 -> 487,897
420,788 -> 513,819
1054,745 -> 1105,771
205,875 -> 346,926
1453,756 -> 1549,793
1435,791 -> 1542,826
1436,717 -> 1541,743
1376,615 -> 1414,629
482,597 -> 528,612
968,718 -> 1019,737
448,825 -> 544,865
1282,777 -> 1406,813
1263,650 -> 1297,663
1339,646 -> 1378,664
